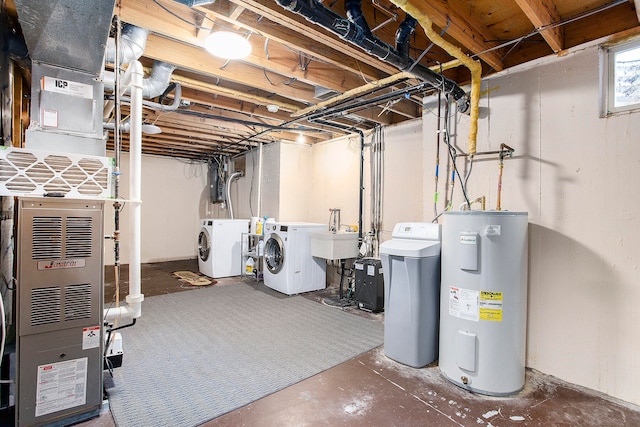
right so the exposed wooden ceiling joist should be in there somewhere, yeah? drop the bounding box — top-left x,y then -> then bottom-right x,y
514,0 -> 564,52
6,0 -> 639,161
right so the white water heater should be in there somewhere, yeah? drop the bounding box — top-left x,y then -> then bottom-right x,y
439,211 -> 528,396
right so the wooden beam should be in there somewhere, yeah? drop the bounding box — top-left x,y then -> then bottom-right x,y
142,34 -> 316,103
117,0 -> 387,85
224,0 -> 401,75
514,0 -> 563,52
140,37 -> 404,125
403,1 -> 504,72
170,73 -> 302,112
228,4 -> 245,21
175,79 -> 398,127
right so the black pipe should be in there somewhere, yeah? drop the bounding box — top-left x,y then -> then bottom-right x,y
275,0 -> 470,113
395,14 -> 417,59
345,0 -> 373,41
339,259 -> 346,299
308,81 -> 429,121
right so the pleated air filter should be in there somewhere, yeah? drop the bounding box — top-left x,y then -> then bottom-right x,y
0,146 -> 113,199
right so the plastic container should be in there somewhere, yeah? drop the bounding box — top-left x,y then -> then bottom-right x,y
245,257 -> 255,274
379,223 -> 442,368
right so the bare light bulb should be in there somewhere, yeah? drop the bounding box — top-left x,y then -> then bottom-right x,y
204,31 -> 251,60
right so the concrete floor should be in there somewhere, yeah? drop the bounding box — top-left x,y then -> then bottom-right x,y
75,259 -> 640,427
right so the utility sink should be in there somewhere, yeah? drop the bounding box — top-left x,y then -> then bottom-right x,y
310,230 -> 359,260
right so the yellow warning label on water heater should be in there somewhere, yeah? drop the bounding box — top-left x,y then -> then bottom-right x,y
479,291 -> 503,321
480,291 -> 502,300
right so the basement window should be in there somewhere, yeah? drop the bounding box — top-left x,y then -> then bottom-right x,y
601,39 -> 640,116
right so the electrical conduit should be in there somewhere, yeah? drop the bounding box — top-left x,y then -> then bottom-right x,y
227,171 -> 242,219
389,0 -> 482,155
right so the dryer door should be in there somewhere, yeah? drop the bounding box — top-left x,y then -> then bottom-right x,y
264,233 -> 285,274
198,228 -> 211,262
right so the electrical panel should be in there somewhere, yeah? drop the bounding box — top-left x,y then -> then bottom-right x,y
208,160 -> 226,204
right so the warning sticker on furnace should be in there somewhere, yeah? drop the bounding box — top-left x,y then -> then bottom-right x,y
35,358 -> 88,417
479,291 -> 503,321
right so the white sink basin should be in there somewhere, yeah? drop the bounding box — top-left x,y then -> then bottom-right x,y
310,231 -> 359,260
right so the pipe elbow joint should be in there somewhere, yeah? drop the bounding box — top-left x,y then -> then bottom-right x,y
276,0 -> 299,12
457,95 -> 471,115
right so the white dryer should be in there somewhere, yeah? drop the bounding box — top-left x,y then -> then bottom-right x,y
198,219 -> 249,278
263,222 -> 327,295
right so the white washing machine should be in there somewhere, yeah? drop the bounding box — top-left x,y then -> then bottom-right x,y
263,222 -> 327,295
198,218 -> 249,278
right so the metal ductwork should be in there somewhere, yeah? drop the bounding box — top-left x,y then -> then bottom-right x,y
141,61 -> 177,98
14,0 -> 116,76
103,23 -> 177,101
104,62 -> 178,100
173,0 -> 216,6
105,24 -> 149,66
276,0 -> 469,113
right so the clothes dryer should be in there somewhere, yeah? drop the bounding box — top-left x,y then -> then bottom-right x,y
198,219 -> 249,278
263,222 -> 326,295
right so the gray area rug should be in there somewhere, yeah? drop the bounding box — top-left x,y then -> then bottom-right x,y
105,282 -> 383,427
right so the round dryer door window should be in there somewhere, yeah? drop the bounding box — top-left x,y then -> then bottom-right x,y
198,229 -> 211,261
264,234 -> 284,274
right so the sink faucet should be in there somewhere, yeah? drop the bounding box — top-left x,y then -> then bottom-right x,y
329,208 -> 341,233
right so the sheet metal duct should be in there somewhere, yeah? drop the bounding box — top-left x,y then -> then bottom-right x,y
276,0 -> 470,113
14,0 -> 116,76
105,24 -> 149,66
173,0 -> 216,6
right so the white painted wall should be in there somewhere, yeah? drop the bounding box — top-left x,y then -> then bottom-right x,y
430,44 -> 640,406
231,142 -> 280,221
232,141 -> 312,223
305,44 -> 640,406
278,142 -> 312,222
104,152 -> 208,265
107,38 -> 639,407
308,135 -> 361,228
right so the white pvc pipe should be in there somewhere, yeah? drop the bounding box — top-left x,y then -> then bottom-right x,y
103,305 -> 135,322
104,61 -> 144,322
226,171 -> 242,219
126,60 -> 145,319
257,143 -> 263,217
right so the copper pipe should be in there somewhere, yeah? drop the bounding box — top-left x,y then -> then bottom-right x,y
496,158 -> 504,211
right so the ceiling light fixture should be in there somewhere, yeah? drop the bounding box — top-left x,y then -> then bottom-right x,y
204,31 -> 252,60
141,124 -> 162,135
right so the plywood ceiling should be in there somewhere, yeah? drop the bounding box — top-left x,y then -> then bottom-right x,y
6,0 -> 640,160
